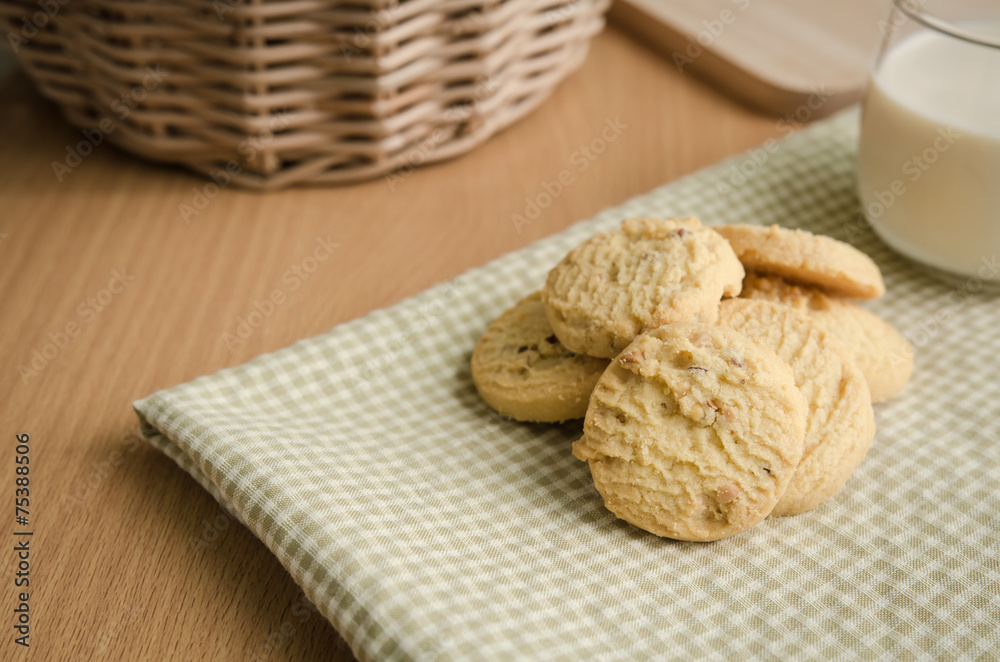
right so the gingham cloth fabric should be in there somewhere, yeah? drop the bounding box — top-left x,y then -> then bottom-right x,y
135,108 -> 1000,662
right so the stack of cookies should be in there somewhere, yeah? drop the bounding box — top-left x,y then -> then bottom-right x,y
471,218 -> 913,542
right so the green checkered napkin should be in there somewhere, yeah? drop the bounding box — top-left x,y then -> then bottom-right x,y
135,108 -> 1000,661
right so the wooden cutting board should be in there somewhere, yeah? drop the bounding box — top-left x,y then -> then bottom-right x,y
610,0 -> 889,117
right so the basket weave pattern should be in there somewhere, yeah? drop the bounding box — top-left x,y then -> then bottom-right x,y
2,0 -> 608,188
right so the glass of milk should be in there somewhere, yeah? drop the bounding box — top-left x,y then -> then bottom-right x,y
857,0 -> 1000,285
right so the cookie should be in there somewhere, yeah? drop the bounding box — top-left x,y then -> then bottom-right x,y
739,273 -> 913,402
471,292 -> 611,423
542,217 -> 744,359
715,224 -> 885,299
572,323 -> 806,541
717,299 -> 876,516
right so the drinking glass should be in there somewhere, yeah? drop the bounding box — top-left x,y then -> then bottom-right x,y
856,0 -> 1000,285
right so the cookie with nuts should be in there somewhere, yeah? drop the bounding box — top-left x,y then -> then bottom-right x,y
715,224 -> 886,299
739,273 -> 913,402
471,292 -> 611,423
717,299 -> 876,516
542,217 -> 744,359
573,323 -> 807,541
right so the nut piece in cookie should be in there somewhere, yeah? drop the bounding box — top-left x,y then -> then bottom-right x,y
715,224 -> 886,299
542,217 -> 745,359
740,273 -> 912,402
717,299 -> 876,516
573,323 -> 807,542
471,292 -> 611,423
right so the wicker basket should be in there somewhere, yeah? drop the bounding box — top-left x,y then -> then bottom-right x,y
1,0 -> 609,188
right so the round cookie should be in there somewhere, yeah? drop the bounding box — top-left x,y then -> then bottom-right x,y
739,273 -> 913,402
471,292 -> 611,423
715,224 -> 886,299
572,323 -> 807,541
542,217 -> 745,359
717,299 -> 876,516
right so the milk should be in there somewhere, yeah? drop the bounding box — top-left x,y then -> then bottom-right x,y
857,26 -> 1000,281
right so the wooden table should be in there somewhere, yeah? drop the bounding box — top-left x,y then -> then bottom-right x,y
0,26 -> 788,660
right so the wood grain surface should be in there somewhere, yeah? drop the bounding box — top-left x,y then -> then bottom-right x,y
0,26 -> 792,661
610,0 -> 885,116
